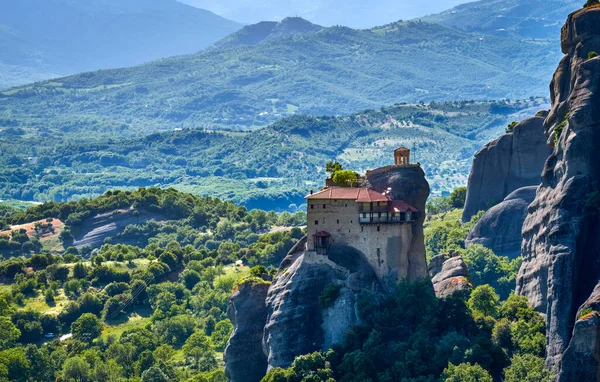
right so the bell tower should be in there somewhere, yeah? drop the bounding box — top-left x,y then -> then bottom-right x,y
394,147 -> 410,165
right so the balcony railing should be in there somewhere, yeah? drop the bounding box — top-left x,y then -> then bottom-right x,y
358,212 -> 417,224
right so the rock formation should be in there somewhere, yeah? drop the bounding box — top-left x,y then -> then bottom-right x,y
462,115 -> 551,222
262,246 -> 382,370
516,5 -> 600,377
428,253 -> 471,298
226,163 -> 430,377
224,280 -> 270,382
465,186 -> 537,259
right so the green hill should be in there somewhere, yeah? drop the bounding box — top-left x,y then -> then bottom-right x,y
0,0 -> 241,89
421,0 -> 580,38
0,17 -> 561,133
0,99 -> 545,210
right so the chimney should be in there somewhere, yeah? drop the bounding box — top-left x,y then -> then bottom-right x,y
310,190 -> 313,195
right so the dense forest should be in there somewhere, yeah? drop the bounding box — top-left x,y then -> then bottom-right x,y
0,99 -> 543,210
0,188 -> 305,381
0,187 -> 550,381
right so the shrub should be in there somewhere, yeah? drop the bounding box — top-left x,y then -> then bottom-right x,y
584,0 -> 599,8
318,284 -> 341,309
589,51 -> 599,59
505,121 -> 518,133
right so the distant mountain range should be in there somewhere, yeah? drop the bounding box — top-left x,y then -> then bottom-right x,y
0,13 -> 566,133
0,0 -> 241,89
422,0 -> 580,38
177,0 -> 469,28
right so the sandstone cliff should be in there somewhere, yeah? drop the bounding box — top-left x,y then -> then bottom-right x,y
223,280 -> 270,382
428,253 -> 471,298
262,247 -> 382,370
462,115 -> 551,222
466,186 -> 537,259
516,5 -> 600,377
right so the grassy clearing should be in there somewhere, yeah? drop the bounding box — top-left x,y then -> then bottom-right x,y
102,306 -> 153,339
21,289 -> 69,315
424,208 -> 463,232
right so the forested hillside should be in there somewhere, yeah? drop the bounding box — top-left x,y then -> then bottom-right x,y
0,188 -> 306,381
0,0 -> 240,89
422,0 -> 580,38
179,0 -> 467,27
0,99 -> 545,210
0,18 -> 560,131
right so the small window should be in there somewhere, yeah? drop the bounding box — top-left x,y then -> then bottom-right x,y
377,226 -> 380,232
323,204 -> 326,209
311,204 -> 314,209
361,226 -> 364,232
337,219 -> 339,224
345,204 -> 348,207
315,220 -> 319,225
351,220 -> 353,224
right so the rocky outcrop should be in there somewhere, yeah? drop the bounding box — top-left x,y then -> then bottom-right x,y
462,115 -> 551,222
429,254 -> 471,299
558,282 -> 600,381
465,186 -> 537,259
365,164 -> 430,281
516,5 -> 600,376
72,208 -> 164,250
224,280 -> 270,382
262,249 -> 382,370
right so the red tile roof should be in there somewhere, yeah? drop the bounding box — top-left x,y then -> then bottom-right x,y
387,200 -> 418,213
306,187 -> 390,202
356,188 -> 390,203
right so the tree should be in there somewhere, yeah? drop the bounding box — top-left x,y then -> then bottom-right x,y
0,347 -> 31,382
61,356 -> 90,382
78,293 -> 103,316
182,269 -> 201,290
325,161 -> 343,175
71,313 -> 103,342
211,320 -> 233,351
73,263 -> 88,279
442,362 -> 493,382
449,187 -> 467,209
468,285 -> 500,318
182,331 -> 217,371
504,354 -> 552,382
0,317 -> 20,349
332,170 -> 359,187
141,366 -> 169,382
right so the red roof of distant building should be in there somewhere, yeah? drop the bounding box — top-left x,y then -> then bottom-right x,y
306,187 -> 390,202
387,200 -> 418,213
313,231 -> 331,237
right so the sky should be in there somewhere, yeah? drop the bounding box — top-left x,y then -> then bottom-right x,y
177,0 -> 476,28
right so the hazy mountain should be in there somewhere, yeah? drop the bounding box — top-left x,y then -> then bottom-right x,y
421,0 -> 580,38
0,0 -> 241,89
177,0 -> 469,28
0,17 -> 562,133
213,17 -> 323,49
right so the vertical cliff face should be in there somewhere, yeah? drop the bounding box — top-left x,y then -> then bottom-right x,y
462,115 -> 551,222
516,5 -> 600,375
223,280 -> 270,382
262,249 -> 381,370
365,165 -> 430,281
466,186 -> 538,259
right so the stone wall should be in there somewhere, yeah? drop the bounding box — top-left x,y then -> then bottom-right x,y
306,199 -> 413,285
